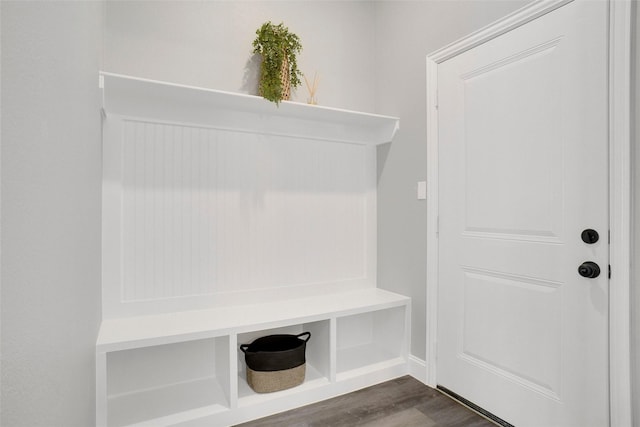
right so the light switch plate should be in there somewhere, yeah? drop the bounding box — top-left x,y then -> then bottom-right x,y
417,181 -> 427,200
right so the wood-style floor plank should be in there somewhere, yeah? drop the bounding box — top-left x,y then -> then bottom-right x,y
235,376 -> 496,427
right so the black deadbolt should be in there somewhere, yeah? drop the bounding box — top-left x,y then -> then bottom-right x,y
581,229 -> 599,244
578,261 -> 600,278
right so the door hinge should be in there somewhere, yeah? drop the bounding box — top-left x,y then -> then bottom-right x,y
608,265 -> 611,279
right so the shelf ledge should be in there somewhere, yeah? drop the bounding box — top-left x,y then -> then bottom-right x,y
100,72 -> 399,146
96,288 -> 410,353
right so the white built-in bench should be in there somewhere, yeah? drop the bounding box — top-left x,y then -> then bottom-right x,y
96,73 -> 404,426
96,288 -> 410,426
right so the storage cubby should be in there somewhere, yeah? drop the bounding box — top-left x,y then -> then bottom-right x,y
105,337 -> 230,426
237,321 -> 331,406
336,306 -> 407,379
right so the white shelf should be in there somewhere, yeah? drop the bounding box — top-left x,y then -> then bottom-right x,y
100,72 -> 399,146
237,363 -> 330,406
107,377 -> 228,427
97,288 -> 408,352
337,343 -> 399,373
337,357 -> 407,383
336,344 -> 404,377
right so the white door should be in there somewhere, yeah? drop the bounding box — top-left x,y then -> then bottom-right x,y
437,1 -> 609,426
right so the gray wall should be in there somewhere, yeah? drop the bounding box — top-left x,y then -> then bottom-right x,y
104,1 -> 376,112
1,2 -> 103,425
374,0 -> 532,359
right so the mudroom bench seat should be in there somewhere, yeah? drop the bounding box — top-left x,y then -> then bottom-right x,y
96,288 -> 410,427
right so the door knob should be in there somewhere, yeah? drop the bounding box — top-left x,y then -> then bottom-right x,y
578,261 -> 600,278
581,229 -> 599,244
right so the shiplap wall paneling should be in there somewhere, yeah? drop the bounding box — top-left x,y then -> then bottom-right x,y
122,121 -> 219,301
106,117 -> 375,317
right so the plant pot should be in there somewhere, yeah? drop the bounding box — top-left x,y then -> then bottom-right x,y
259,56 -> 291,101
279,56 -> 291,101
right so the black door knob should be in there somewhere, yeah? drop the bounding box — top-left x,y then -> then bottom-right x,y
578,261 -> 600,278
581,229 -> 599,244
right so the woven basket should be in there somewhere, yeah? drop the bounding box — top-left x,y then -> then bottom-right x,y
246,363 -> 306,393
241,332 -> 310,393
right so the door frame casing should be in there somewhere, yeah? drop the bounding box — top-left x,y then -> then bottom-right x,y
424,1 -> 633,426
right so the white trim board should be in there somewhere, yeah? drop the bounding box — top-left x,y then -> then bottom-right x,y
607,1 -> 633,425
424,1 -> 633,426
408,355 -> 427,385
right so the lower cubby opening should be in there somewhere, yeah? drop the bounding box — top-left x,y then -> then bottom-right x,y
106,337 -> 230,426
237,320 -> 330,405
336,306 -> 406,379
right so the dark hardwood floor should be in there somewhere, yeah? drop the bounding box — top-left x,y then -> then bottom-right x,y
235,376 -> 497,427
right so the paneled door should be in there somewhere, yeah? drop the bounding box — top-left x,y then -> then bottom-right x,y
436,1 -> 609,426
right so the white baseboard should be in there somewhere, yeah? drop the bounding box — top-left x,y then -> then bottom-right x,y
409,355 -> 427,384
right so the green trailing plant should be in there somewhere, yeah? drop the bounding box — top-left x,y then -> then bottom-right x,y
252,21 -> 302,104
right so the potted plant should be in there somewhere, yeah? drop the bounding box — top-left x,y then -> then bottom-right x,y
252,21 -> 302,104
